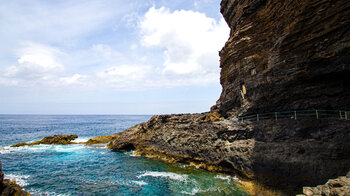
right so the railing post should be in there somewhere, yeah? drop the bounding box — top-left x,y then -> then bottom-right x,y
339,110 -> 342,120
275,112 -> 277,121
294,111 -> 297,120
316,109 -> 319,119
257,114 -> 259,121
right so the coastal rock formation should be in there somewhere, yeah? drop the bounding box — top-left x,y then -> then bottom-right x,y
110,114 -> 350,194
11,135 -> 79,147
300,171 -> 350,196
85,134 -> 120,146
109,0 -> 350,194
216,0 -> 350,116
0,162 -> 30,196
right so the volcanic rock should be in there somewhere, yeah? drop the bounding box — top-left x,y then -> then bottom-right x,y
217,0 -> 350,117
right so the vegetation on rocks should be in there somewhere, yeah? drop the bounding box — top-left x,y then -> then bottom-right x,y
11,135 -> 79,147
204,112 -> 224,122
85,134 -> 120,145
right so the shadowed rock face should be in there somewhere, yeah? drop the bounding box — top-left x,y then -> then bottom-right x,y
217,0 -> 350,116
110,0 -> 350,195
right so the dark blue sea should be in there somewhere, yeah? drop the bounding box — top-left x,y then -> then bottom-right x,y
0,115 -> 248,195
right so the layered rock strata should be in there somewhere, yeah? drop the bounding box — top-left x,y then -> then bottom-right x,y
109,0 -> 350,195
217,0 -> 350,116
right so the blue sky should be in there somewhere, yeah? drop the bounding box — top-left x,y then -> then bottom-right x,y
0,0 -> 229,114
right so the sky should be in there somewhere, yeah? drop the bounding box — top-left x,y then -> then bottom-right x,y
0,0 -> 229,115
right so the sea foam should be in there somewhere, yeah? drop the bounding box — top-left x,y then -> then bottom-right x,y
72,138 -> 89,143
215,174 -> 232,181
5,174 -> 30,187
132,180 -> 148,186
138,171 -> 188,181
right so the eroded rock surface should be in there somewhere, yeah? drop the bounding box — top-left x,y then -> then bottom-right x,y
217,0 -> 350,116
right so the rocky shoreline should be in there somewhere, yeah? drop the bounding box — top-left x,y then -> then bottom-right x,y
5,0 -> 350,195
108,0 -> 350,195
107,113 -> 350,194
7,117 -> 350,195
299,171 -> 350,196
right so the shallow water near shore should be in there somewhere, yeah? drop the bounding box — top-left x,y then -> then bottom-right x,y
0,115 -> 248,195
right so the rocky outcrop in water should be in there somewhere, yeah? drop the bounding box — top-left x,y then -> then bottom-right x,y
109,0 -> 350,194
11,135 -> 79,147
0,162 -> 30,196
86,134 -> 120,146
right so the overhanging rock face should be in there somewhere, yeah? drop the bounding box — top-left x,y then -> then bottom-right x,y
217,0 -> 350,116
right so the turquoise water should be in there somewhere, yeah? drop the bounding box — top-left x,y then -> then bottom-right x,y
0,115 -> 248,195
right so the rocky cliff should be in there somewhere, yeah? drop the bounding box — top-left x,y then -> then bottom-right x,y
216,0 -> 350,116
109,0 -> 350,195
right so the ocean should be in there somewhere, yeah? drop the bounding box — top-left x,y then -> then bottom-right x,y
0,115 -> 248,195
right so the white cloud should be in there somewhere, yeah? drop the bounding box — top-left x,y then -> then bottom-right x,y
140,7 -> 229,77
60,74 -> 87,85
0,41 -> 88,87
0,5 -> 229,90
2,42 -> 64,80
96,65 -> 152,88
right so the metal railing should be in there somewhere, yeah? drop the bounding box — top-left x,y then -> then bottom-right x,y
233,110 -> 350,123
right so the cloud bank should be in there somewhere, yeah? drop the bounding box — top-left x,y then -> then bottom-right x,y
0,6 -> 229,90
